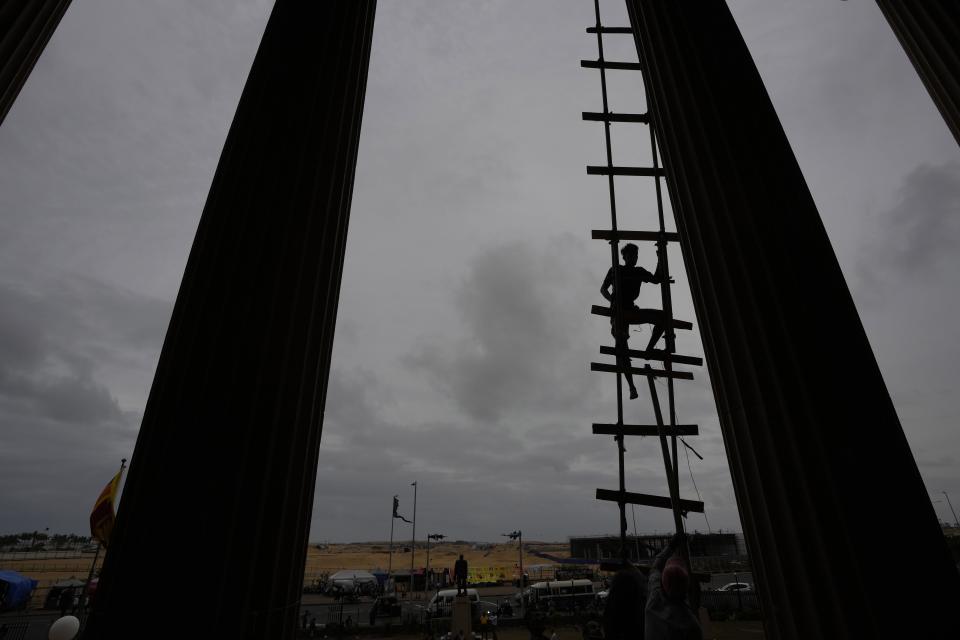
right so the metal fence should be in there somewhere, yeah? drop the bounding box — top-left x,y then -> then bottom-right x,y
0,612 -> 83,640
0,619 -> 30,640
0,549 -> 92,561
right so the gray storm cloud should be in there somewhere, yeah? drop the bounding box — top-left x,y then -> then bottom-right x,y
0,0 -> 956,541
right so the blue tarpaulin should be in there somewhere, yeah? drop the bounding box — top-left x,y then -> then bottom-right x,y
0,569 -> 37,610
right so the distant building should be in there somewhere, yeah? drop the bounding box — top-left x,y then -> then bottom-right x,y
569,532 -> 745,564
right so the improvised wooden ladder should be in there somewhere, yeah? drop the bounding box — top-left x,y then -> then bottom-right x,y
583,0 -> 705,567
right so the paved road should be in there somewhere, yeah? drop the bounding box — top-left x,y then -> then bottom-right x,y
299,590 -> 521,628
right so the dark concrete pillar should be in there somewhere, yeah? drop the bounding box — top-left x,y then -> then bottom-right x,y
86,2 -> 377,638
876,1 -> 960,146
0,0 -> 73,126
624,2 -> 960,638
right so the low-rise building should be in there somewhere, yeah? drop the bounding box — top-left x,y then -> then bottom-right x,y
569,532 -> 746,564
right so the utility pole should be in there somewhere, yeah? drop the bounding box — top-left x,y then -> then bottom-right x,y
502,530 -> 523,617
410,481 -> 418,597
388,495 -> 397,578
945,491 -> 959,528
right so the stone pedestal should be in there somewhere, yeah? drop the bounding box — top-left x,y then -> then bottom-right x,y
451,596 -> 473,639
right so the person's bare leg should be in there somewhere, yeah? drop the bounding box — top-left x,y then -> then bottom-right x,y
617,334 -> 639,399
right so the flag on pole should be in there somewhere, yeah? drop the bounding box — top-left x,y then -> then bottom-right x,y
90,466 -> 124,546
393,495 -> 412,524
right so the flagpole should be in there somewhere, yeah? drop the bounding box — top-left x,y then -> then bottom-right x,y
388,495 -> 396,577
83,543 -> 101,604
410,481 -> 417,598
85,458 -> 125,606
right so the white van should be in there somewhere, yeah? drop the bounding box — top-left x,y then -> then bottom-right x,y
427,588 -> 480,616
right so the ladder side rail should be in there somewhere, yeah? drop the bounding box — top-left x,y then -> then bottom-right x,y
645,365 -> 686,538
645,78 -> 683,505
645,65 -> 694,567
591,0 -> 629,560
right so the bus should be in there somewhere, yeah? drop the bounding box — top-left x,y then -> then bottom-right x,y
525,579 -> 595,611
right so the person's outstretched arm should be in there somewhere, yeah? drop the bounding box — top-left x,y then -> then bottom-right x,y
650,250 -> 674,285
648,533 -> 684,598
654,532 -> 684,570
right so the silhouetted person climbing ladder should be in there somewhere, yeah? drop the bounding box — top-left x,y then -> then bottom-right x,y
601,242 -> 669,399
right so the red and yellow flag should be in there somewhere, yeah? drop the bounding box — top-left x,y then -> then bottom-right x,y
90,467 -> 124,547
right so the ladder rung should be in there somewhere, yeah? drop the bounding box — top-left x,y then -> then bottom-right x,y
587,166 -> 665,177
593,423 -> 699,437
599,346 -> 703,367
592,230 -> 679,243
582,111 -> 650,124
596,489 -> 704,513
591,306 -> 693,330
581,60 -> 643,71
591,362 -> 694,381
586,27 -> 633,34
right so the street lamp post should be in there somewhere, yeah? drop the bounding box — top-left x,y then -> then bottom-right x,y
944,491 -> 960,528
502,530 -> 523,617
426,533 -> 446,593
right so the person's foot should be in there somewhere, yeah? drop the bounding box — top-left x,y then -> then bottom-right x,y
629,387 -> 639,400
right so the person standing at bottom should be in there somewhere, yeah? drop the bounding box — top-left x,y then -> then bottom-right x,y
58,588 -> 73,618
454,554 -> 469,596
645,533 -> 702,640
602,565 -> 646,640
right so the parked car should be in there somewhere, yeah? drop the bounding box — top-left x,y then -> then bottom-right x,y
716,582 -> 752,592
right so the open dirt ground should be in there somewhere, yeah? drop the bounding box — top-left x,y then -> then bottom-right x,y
0,541 -> 569,606
305,541 -> 568,577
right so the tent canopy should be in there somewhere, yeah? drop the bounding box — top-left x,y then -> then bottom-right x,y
52,578 -> 86,588
0,569 -> 38,610
329,570 -> 376,582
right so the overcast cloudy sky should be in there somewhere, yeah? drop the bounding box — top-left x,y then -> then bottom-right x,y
1,1 -> 957,544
